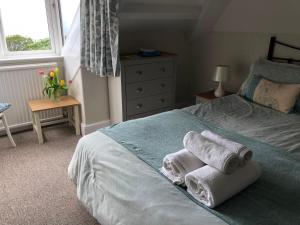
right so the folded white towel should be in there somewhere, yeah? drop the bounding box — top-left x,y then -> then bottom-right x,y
183,131 -> 240,174
201,130 -> 252,165
185,161 -> 261,208
160,149 -> 205,185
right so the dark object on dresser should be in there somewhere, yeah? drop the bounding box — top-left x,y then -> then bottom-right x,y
138,49 -> 161,57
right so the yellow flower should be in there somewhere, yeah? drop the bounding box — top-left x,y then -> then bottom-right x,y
55,67 -> 59,74
49,71 -> 55,78
60,80 -> 65,86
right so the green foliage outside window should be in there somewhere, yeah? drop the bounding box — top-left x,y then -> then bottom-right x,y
5,35 -> 51,51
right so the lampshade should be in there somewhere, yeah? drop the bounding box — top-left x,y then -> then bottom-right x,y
213,65 -> 229,82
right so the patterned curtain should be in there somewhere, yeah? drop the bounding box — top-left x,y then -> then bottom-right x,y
80,0 -> 120,77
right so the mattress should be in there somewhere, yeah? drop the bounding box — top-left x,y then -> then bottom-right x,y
68,95 -> 300,225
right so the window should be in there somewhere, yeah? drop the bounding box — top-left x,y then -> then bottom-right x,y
59,0 -> 80,41
0,0 -> 62,57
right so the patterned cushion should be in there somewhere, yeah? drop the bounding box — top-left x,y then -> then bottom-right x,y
0,103 -> 11,113
244,77 -> 300,113
239,58 -> 300,113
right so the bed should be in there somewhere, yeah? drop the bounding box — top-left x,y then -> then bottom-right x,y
68,37 -> 300,225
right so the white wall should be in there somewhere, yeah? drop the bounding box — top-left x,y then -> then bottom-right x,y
68,68 -> 110,134
61,8 -> 80,81
214,0 -> 300,34
190,33 -> 300,93
81,69 -> 109,124
62,7 -> 110,132
190,0 -> 300,93
68,69 -> 85,123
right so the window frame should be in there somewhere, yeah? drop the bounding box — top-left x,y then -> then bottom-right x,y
0,0 -> 63,58
58,0 -> 80,43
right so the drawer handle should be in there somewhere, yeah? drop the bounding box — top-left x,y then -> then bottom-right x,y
160,83 -> 166,88
136,87 -> 143,93
160,67 -> 166,72
136,70 -> 143,75
136,103 -> 143,109
160,99 -> 165,103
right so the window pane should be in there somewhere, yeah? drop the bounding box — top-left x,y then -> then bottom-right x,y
0,0 -> 51,52
60,0 -> 80,40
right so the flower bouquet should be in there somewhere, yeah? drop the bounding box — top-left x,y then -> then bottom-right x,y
39,67 -> 68,101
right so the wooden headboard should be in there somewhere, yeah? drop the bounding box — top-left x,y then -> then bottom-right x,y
267,36 -> 300,64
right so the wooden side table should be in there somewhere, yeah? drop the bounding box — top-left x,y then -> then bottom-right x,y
195,90 -> 234,104
28,96 -> 80,144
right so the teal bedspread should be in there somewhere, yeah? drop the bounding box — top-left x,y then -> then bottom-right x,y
101,109 -> 300,225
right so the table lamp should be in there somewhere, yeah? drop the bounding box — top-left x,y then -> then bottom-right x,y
213,65 -> 229,97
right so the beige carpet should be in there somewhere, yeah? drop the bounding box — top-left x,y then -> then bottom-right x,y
0,124 -> 100,225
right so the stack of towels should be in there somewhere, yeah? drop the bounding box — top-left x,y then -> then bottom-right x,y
160,130 -> 261,208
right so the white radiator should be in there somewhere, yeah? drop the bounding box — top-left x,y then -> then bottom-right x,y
0,63 -> 63,131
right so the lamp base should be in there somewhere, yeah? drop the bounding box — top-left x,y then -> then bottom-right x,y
214,82 -> 225,97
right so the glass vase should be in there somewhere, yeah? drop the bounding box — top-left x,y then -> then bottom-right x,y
50,90 -> 61,101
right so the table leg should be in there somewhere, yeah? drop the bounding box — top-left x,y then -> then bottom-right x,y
74,105 -> 80,135
67,107 -> 73,126
31,111 -> 36,132
1,113 -> 16,147
33,112 -> 44,144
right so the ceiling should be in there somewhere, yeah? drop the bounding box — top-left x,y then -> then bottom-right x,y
120,0 -> 300,37
119,0 -> 231,37
214,0 -> 300,34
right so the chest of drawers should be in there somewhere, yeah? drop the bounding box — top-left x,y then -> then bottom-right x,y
108,53 -> 177,124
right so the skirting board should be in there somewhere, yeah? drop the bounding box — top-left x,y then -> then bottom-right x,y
81,120 -> 111,136
0,115 -> 64,136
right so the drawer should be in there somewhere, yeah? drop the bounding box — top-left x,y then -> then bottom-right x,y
125,61 -> 173,83
127,93 -> 174,116
126,78 -> 174,100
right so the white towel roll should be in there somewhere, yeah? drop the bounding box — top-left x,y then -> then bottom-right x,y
183,131 -> 240,174
185,161 -> 261,208
201,130 -> 252,165
160,149 -> 206,185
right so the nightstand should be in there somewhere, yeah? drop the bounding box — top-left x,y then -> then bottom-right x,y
195,90 -> 234,104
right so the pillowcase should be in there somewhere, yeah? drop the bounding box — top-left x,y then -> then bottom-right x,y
0,103 -> 11,113
243,76 -> 300,113
239,58 -> 300,112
